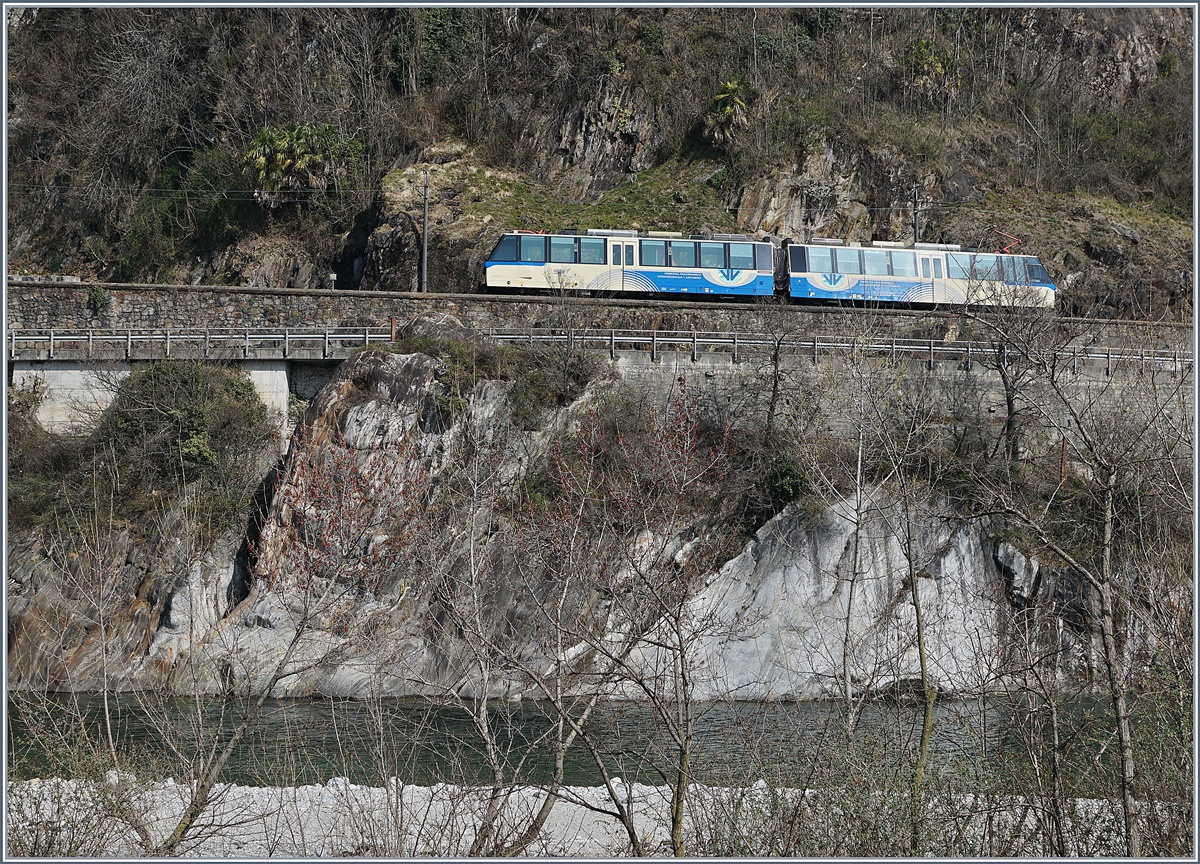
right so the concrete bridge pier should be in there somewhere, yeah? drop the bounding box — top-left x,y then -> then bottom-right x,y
10,360 -> 129,434
241,360 -> 292,448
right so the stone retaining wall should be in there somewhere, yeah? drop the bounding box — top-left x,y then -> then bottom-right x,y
8,280 -> 1190,352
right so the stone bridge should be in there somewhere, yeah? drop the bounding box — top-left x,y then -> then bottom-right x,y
7,279 -> 1193,436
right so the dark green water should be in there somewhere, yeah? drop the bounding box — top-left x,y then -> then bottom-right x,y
6,692 -> 1116,790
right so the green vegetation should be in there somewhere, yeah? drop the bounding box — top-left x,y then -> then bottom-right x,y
243,124 -> 363,208
7,381 -> 76,533
7,361 -> 272,544
459,160 -> 738,236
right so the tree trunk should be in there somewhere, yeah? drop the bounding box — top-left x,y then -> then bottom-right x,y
906,510 -> 936,855
1098,469 -> 1140,856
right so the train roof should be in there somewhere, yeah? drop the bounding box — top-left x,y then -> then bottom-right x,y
797,238 -> 1044,258
504,228 -> 767,242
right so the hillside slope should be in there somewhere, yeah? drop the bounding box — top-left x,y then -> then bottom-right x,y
6,7 -> 1193,319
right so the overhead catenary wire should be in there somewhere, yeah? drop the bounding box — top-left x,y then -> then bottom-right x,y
5,181 -> 1158,228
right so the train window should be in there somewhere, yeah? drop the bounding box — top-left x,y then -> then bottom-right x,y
788,246 -> 807,272
970,254 -> 997,280
625,245 -> 634,266
863,249 -> 889,275
756,243 -> 774,271
669,241 -> 696,268
834,247 -> 863,274
550,236 -> 575,263
519,234 -> 547,263
700,242 -> 726,268
1000,256 -> 1023,282
1028,259 -> 1051,283
921,258 -> 931,279
729,243 -> 755,270
807,246 -> 833,273
932,259 -> 943,278
946,253 -> 970,279
892,252 -> 917,277
579,238 -> 606,264
641,240 -> 667,267
489,235 -> 518,261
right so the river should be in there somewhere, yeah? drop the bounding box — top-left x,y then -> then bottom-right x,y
8,692 -> 1120,792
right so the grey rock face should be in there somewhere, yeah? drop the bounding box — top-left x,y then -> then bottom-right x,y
7,341 -> 1094,699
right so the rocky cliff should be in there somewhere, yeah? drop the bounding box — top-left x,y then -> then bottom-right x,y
6,324 -> 1096,701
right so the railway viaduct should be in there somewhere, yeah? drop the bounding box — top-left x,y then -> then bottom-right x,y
7,278 -> 1193,437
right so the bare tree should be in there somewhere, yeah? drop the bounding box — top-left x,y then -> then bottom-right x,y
966,314 -> 1193,857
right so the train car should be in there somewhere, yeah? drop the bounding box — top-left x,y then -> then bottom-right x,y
485,229 -> 776,298
784,239 -> 1056,308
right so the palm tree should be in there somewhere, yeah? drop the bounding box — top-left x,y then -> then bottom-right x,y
243,124 -> 345,208
703,78 -> 752,150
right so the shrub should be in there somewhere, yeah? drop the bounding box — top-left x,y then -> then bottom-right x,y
390,334 -> 602,431
6,362 -> 274,542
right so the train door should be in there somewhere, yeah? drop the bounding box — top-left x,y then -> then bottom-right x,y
609,240 -> 636,291
918,253 -> 943,298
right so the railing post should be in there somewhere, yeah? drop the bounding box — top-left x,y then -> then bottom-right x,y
284,329 -> 290,358
691,330 -> 697,363
126,330 -> 132,359
244,328 -> 250,359
1106,347 -> 1112,377
1072,346 -> 1077,374
733,333 -> 738,364
205,329 -> 210,359
364,327 -> 369,347
165,329 -> 171,358
891,338 -> 896,366
10,330 -> 15,360
928,340 -> 934,370
651,331 -> 658,362
390,317 -> 397,342
965,343 -> 971,371
610,329 -> 616,360
324,331 -> 330,359
87,329 -> 93,359
49,329 -> 54,359
812,339 -> 817,364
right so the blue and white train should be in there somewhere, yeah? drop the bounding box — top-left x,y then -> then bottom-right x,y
784,238 -> 1056,307
485,229 -> 775,297
484,229 -> 1056,308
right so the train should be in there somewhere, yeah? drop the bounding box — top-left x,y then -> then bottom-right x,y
483,229 -> 1057,308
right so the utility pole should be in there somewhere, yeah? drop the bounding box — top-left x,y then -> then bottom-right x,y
420,170 -> 429,293
912,186 -> 920,244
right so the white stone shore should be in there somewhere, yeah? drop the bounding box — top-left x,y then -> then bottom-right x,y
7,775 -> 676,857
7,774 -> 1142,858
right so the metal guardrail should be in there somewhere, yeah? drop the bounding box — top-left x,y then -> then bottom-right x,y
8,327 -> 391,361
7,327 -> 1193,375
486,328 -> 1191,375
